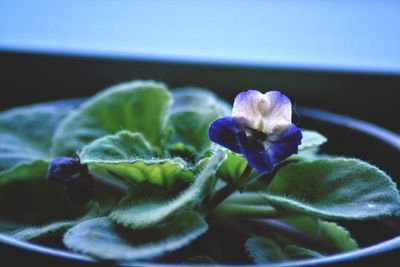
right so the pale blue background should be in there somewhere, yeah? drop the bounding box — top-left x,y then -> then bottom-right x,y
1,0 -> 399,74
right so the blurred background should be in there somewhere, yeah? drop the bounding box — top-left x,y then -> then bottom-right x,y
1,0 -> 399,131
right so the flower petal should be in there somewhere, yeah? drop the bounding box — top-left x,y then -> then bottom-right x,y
231,90 -> 265,130
208,117 -> 242,153
237,124 -> 302,173
231,90 -> 293,134
261,91 -> 292,134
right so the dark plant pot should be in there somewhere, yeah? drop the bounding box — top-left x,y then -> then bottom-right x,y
0,105 -> 399,267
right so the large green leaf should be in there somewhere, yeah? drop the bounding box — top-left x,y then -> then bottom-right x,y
79,130 -> 188,187
63,211 -> 208,261
0,101 -> 74,172
163,88 -> 230,153
52,81 -> 171,156
262,158 -> 400,219
171,87 -> 230,117
0,101 -> 86,225
281,216 -> 358,252
110,150 -> 226,229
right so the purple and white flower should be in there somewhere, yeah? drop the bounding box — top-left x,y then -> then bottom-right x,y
208,90 -> 302,173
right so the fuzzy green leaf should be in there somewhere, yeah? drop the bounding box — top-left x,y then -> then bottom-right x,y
216,149 -> 257,183
11,202 -> 103,242
283,245 -> 323,259
282,216 -> 358,252
163,88 -> 230,153
0,160 -> 48,186
0,101 -> 74,172
246,236 -> 323,264
171,87 -> 230,117
52,81 -> 171,156
110,150 -> 226,229
214,192 -> 278,218
12,220 -> 77,242
245,237 -> 286,263
217,150 -> 246,181
63,211 -> 208,261
298,130 -> 327,151
79,130 -> 188,187
263,158 -> 400,219
0,101 -> 80,225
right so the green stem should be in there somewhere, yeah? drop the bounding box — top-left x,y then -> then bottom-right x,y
92,173 -> 128,198
204,164 -> 253,213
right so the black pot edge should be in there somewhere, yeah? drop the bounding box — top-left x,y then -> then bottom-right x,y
297,107 -> 400,150
0,107 -> 399,267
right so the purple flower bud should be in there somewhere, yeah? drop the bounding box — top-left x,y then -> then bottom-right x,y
46,156 -> 95,204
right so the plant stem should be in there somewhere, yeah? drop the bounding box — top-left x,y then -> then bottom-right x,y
92,173 -> 128,198
208,214 -> 252,242
204,164 -> 253,213
212,203 -> 282,219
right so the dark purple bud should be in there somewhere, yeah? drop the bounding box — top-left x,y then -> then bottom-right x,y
46,156 -> 95,204
46,157 -> 88,184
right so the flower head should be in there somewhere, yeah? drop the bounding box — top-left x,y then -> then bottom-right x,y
208,90 -> 302,173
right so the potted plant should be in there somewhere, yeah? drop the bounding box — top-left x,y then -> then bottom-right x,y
0,80 -> 399,266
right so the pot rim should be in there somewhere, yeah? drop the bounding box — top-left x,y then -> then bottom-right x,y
0,107 -> 399,267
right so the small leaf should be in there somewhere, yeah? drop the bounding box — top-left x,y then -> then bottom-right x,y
163,88 -> 230,153
283,245 -> 323,259
262,158 -> 400,219
110,150 -> 226,229
216,150 -> 252,182
79,130 -> 187,187
216,149 -> 258,183
289,147 -> 320,162
52,81 -> 171,156
245,237 -> 286,263
63,211 -> 208,261
246,236 -> 324,264
282,216 -> 358,252
298,130 -> 327,151
12,220 -> 77,242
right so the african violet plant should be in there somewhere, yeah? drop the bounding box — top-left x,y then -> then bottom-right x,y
0,81 -> 399,264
